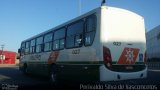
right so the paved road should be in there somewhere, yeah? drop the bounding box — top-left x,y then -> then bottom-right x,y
0,65 -> 50,90
0,65 -> 160,90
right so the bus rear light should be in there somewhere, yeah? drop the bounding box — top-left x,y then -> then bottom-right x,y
103,46 -> 112,68
144,51 -> 147,64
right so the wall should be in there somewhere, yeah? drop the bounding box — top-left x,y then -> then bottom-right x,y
146,25 -> 160,60
0,50 -> 16,64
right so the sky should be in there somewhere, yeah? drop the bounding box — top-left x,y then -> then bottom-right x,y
0,0 -> 160,52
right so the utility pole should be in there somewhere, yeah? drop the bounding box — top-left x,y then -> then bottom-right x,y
79,0 -> 81,15
1,44 -> 5,64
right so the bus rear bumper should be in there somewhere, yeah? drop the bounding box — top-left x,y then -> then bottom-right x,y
100,65 -> 147,81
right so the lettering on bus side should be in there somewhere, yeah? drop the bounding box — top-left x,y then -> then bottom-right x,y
30,55 -> 41,60
72,49 -> 80,54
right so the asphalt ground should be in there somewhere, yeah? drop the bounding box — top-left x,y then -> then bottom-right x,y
0,65 -> 160,90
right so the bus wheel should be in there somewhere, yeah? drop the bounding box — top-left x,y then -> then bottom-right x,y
50,65 -> 57,85
23,64 -> 28,75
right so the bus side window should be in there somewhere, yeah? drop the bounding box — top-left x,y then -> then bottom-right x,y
53,40 -> 59,49
36,36 -> 43,53
30,39 -> 36,53
66,20 -> 84,48
21,42 -> 25,55
75,34 -> 83,47
85,32 -> 95,45
66,36 -> 74,48
60,39 -> 65,49
53,28 -> 65,50
85,14 -> 96,46
44,33 -> 53,51
25,41 -> 30,54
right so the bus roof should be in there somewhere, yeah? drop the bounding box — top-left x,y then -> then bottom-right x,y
22,6 -> 143,42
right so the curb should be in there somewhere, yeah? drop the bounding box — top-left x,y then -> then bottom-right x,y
0,64 -> 18,67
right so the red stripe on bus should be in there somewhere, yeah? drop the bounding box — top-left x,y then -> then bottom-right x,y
48,51 -> 59,64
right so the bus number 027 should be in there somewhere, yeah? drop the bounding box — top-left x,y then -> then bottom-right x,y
72,49 -> 80,54
113,42 -> 121,46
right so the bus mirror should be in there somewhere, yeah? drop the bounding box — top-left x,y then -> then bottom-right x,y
18,48 -> 21,53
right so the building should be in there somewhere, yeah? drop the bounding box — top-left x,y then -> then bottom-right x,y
0,50 -> 16,64
146,25 -> 160,61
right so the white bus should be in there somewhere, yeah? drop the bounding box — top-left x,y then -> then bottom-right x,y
19,5 -> 147,83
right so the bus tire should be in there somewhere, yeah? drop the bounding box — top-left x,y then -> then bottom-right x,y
49,65 -> 57,85
23,64 -> 28,75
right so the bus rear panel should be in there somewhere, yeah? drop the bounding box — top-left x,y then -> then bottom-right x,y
99,6 -> 147,81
